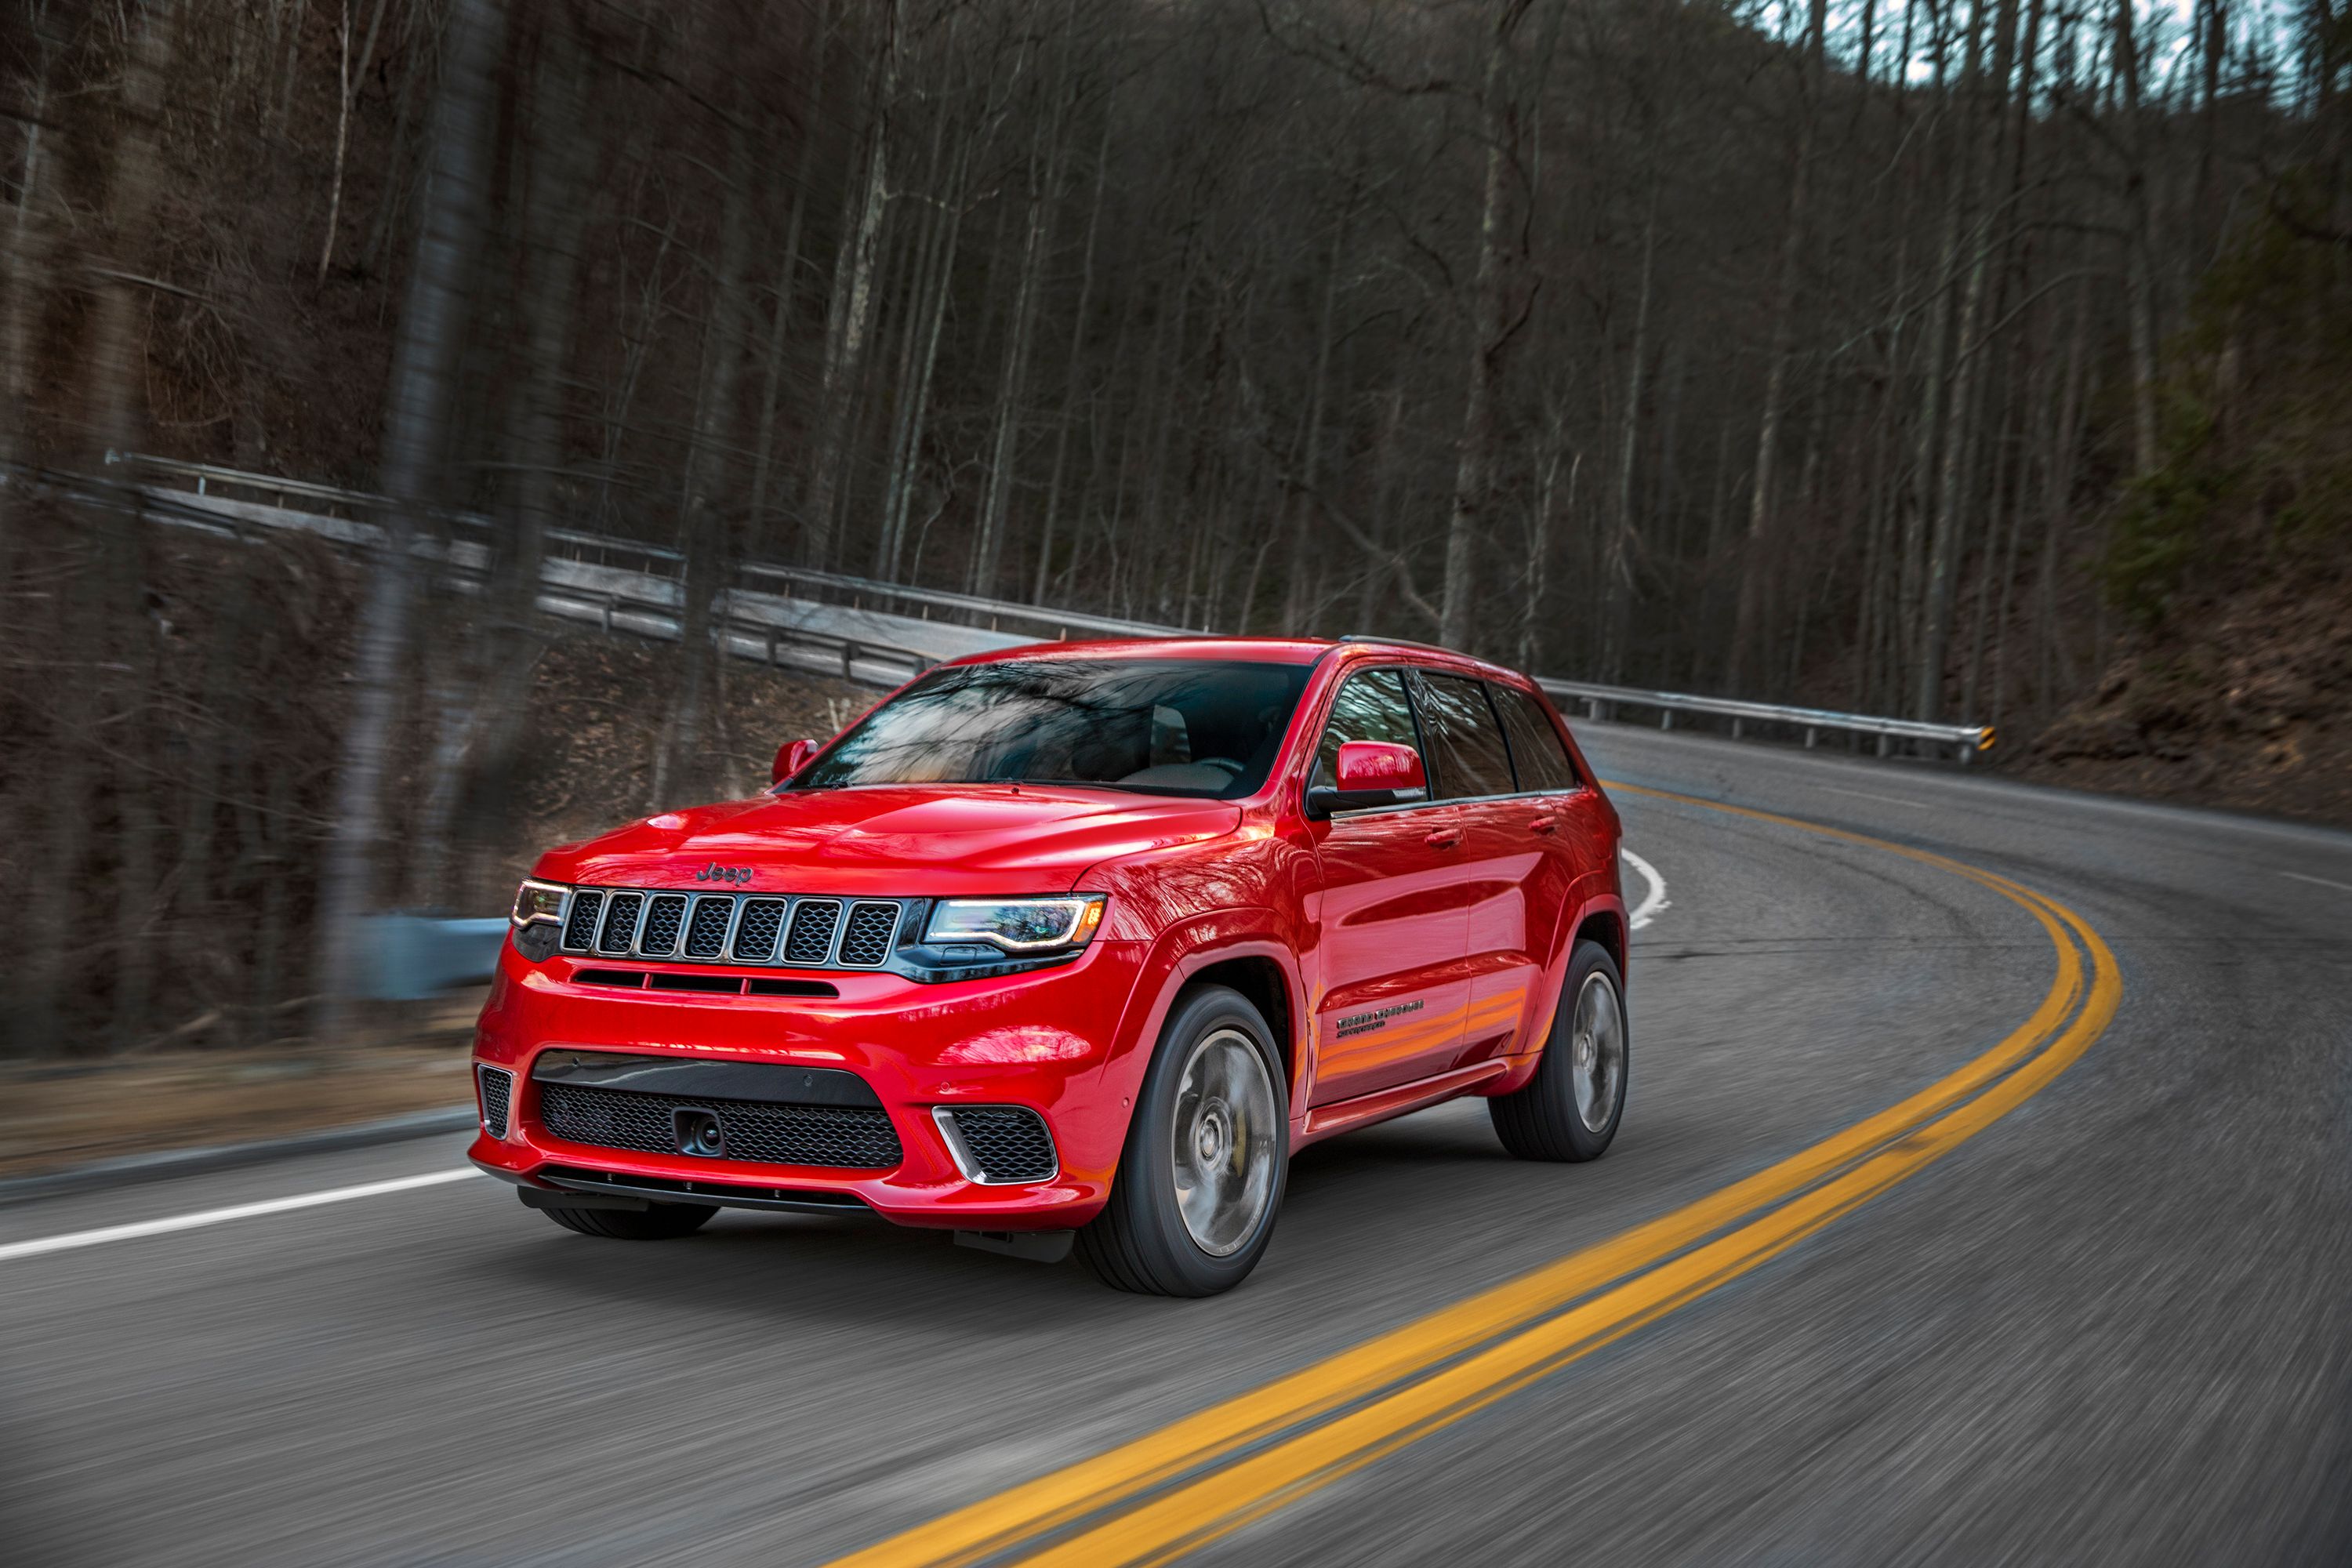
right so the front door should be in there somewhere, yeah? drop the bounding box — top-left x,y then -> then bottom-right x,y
1304,668 -> 1471,1106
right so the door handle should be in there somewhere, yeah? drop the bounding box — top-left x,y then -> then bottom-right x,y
1424,827 -> 1463,850
1527,815 -> 1558,834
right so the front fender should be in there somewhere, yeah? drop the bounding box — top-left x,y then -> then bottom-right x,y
1089,909 -> 1311,1142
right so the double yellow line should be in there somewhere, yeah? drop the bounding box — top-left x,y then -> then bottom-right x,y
828,786 -> 2123,1568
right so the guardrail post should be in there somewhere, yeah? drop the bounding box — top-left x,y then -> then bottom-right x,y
841,641 -> 855,681
1957,742 -> 1971,767
1876,733 -> 1890,758
1731,717 -> 1744,739
1661,710 -> 1674,731
1804,726 -> 1818,749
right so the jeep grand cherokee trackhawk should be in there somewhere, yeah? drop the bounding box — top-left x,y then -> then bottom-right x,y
471,637 -> 1629,1295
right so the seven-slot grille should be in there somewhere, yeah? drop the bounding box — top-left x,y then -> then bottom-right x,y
477,1065 -> 514,1138
553,887 -> 906,971
535,1082 -> 903,1170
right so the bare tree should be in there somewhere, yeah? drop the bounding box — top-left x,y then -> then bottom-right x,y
313,0 -> 508,1039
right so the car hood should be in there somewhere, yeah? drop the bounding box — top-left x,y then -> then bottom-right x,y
535,785 -> 1242,897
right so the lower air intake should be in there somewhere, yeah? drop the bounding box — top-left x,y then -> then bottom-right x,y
939,1106 -> 1058,1184
477,1065 -> 514,1139
535,1082 -> 902,1170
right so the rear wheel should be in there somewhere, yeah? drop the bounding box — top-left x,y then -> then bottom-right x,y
1079,985 -> 1288,1296
1490,939 -> 1628,1161
531,1196 -> 717,1240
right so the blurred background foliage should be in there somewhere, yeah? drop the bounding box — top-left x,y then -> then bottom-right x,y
1,0 -> 2348,1058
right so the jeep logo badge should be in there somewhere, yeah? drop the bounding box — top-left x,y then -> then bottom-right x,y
695,863 -> 753,884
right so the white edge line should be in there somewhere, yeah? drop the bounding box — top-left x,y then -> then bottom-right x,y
1621,848 -> 1670,931
1817,784 -> 1930,809
2278,869 -> 2352,895
0,1168 -> 483,1264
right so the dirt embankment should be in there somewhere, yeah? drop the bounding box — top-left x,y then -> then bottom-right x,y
2010,572 -> 2352,826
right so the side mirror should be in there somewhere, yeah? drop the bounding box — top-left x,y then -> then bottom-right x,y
771,738 -> 819,786
1305,740 -> 1428,818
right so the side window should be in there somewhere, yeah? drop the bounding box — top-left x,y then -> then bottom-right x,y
1409,672 -> 1515,800
1490,683 -> 1581,793
1312,669 -> 1419,790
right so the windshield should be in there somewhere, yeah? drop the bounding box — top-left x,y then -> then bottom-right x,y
789,658 -> 1312,798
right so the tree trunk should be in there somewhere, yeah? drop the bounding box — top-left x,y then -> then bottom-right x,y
1914,0 -> 2027,719
314,0 -> 506,1040
804,4 -> 899,568
1728,0 -> 1828,693
1602,193 -> 1660,682
1438,1 -> 1533,652
653,118 -> 758,809
971,114 -> 1062,596
459,9 -> 597,906
1036,113 -> 1113,605
2113,0 -> 2163,476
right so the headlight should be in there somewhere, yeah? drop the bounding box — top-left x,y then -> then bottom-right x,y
925,896 -> 1105,953
510,878 -> 568,927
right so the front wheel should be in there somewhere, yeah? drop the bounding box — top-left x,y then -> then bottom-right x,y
1079,985 -> 1289,1296
1489,939 -> 1628,1161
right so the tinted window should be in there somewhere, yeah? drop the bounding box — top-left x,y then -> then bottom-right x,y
791,658 -> 1309,799
1410,672 -> 1515,799
1491,684 -> 1580,793
1312,669 -> 1419,790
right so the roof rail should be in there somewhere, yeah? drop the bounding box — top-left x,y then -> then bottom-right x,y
1336,633 -> 1464,655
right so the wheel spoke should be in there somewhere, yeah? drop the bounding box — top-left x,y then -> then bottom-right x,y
1169,1028 -> 1277,1257
1568,971 -> 1624,1134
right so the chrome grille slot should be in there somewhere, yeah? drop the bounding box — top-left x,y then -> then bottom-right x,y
477,1065 -> 514,1138
560,891 -> 604,952
784,899 -> 843,965
597,891 -> 644,955
839,902 -> 899,967
639,894 -> 688,957
683,895 -> 734,958
731,898 -> 789,962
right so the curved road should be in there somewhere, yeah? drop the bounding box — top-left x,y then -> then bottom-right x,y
3,724 -> 2348,1566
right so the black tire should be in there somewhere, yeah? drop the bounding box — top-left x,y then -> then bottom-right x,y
1489,939 -> 1629,1162
1078,985 -> 1289,1297
530,1195 -> 717,1240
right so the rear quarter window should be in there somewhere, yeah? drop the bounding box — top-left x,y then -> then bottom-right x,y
1490,683 -> 1581,793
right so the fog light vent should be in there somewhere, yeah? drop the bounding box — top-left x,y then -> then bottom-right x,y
932,1105 -> 1058,1185
477,1065 -> 514,1139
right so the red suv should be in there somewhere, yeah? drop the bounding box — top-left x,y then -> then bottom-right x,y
471,638 -> 1628,1294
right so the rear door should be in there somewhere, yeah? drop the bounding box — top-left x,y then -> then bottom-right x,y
1488,680 -> 1593,1054
1406,671 -> 1548,1062
1303,667 -> 1472,1107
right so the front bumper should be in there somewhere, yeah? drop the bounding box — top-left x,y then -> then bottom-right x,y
468,932 -> 1148,1230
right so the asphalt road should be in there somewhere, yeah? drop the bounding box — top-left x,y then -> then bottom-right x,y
4,725 -> 2348,1567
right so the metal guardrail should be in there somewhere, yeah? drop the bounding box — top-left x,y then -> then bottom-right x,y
1539,680 -> 1993,762
111,452 -> 1993,761
741,562 -> 1193,642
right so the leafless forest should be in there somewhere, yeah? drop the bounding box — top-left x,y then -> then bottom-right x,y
2,0 -> 2347,1054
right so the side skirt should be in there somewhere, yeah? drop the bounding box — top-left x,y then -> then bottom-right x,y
1296,1060 -> 1511,1147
